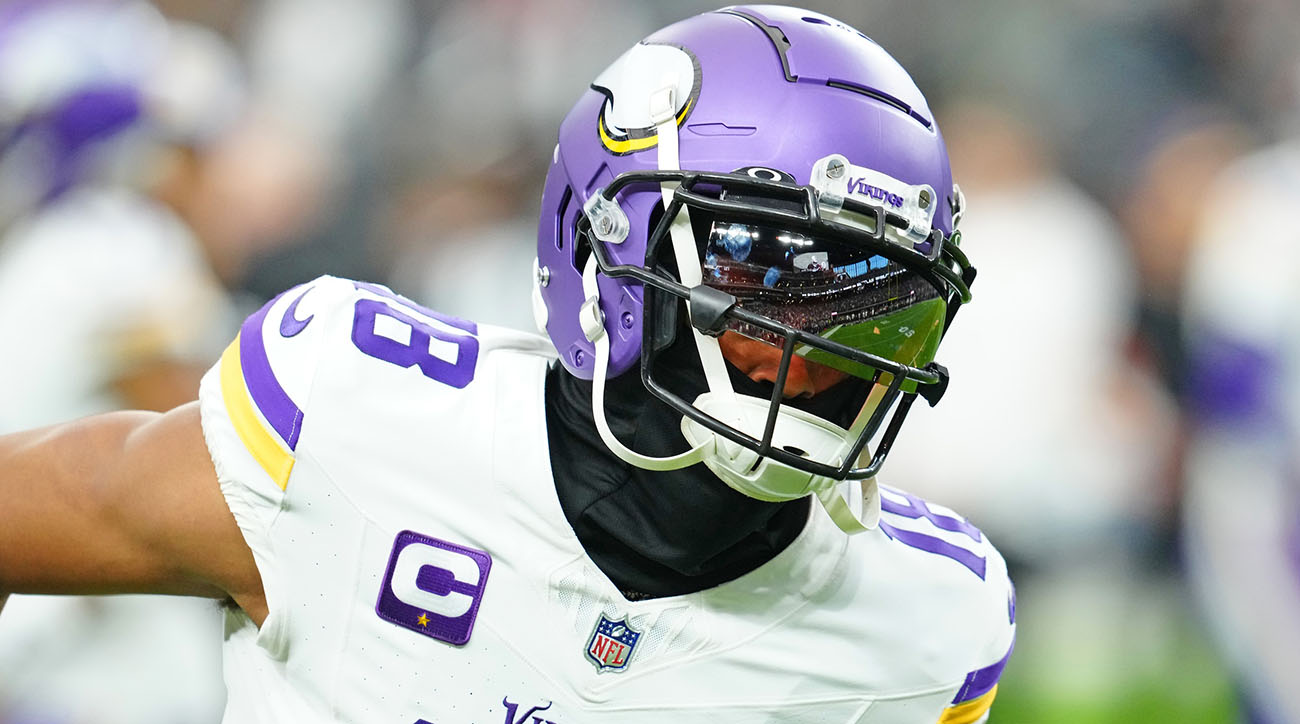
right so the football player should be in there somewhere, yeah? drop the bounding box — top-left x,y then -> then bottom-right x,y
1180,123 -> 1300,723
0,6 -> 1015,723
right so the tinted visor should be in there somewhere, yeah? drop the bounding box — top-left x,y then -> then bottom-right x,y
698,214 -> 947,383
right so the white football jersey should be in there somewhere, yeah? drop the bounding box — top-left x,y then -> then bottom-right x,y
198,276 -> 1015,724
1181,140 -> 1300,724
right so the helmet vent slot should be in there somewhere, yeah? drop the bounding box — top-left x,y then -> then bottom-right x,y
556,185 -> 572,251
825,80 -> 932,130
718,9 -> 796,83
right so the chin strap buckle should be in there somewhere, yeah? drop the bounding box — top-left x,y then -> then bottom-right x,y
579,296 -> 605,343
648,85 -> 677,126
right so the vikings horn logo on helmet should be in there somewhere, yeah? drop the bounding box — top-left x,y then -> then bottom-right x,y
591,43 -> 702,156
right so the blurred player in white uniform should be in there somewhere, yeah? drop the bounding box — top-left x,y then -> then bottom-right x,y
1181,129 -> 1300,723
0,7 -> 1014,723
0,0 -> 242,424
0,3 -> 242,722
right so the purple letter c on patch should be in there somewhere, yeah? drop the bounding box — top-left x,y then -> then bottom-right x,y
376,530 -> 492,646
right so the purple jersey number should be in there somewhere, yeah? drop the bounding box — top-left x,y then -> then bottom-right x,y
879,488 -> 987,579
350,285 -> 479,389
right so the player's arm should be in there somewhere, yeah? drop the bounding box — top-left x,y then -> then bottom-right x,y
0,403 -> 267,624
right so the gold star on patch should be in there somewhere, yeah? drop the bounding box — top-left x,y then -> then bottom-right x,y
416,614 -> 430,627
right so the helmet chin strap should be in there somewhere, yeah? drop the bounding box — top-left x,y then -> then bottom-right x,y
580,254 -> 710,470
579,82 -> 881,533
816,390 -> 884,534
649,85 -> 740,415
574,83 -> 736,472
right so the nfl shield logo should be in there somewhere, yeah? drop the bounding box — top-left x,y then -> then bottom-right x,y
585,614 -> 641,673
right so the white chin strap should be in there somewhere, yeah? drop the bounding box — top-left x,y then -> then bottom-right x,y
580,255 -> 709,471
576,83 -> 880,534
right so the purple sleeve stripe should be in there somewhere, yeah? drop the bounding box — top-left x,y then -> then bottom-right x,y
952,639 -> 1015,704
880,488 -> 982,541
239,290 -> 304,450
879,520 -> 986,579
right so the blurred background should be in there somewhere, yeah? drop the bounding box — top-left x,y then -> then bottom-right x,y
0,0 -> 1298,722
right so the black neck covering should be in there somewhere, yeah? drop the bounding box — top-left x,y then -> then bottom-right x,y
544,334 -> 872,601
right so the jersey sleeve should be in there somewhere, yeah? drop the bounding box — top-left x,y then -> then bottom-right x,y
938,547 -> 1016,724
197,275 -> 356,651
868,485 -> 1017,723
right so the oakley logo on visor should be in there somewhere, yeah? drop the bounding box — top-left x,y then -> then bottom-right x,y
735,166 -> 796,183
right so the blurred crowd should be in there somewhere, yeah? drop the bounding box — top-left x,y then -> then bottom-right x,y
0,0 -> 1297,722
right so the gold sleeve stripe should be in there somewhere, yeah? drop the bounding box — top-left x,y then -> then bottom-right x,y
220,334 -> 295,490
938,685 -> 998,724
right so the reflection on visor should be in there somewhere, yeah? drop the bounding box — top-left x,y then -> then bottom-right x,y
701,218 -> 947,382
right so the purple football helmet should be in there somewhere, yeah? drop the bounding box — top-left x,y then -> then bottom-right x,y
533,5 -> 974,531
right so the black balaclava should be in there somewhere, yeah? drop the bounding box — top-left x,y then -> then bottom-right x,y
545,329 -> 872,601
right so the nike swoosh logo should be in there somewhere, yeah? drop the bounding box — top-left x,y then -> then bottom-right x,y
279,286 -> 315,337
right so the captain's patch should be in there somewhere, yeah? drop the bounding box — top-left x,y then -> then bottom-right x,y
375,530 -> 492,646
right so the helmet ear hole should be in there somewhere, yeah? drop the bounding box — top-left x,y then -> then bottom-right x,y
573,216 -> 593,276
555,185 -> 573,252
